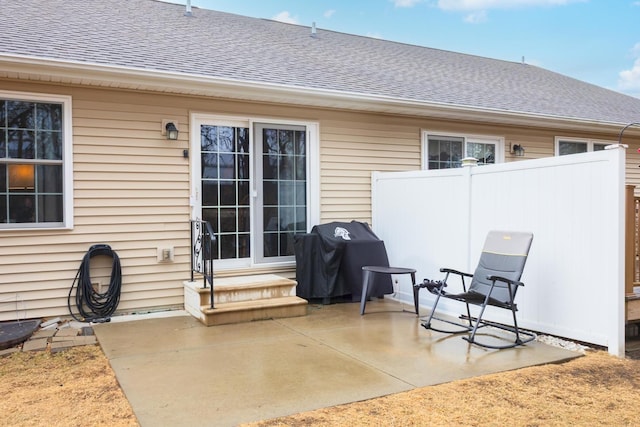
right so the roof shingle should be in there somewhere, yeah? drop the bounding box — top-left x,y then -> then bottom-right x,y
2,0 -> 640,125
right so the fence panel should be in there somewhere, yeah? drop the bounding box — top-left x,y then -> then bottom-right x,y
372,147 -> 626,356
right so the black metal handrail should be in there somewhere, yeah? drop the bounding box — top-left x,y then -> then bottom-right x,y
190,220 -> 216,309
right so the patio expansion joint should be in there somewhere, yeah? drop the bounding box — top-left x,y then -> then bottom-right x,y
273,318 -> 419,388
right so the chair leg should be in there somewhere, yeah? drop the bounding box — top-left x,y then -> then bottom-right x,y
421,291 -> 442,328
360,269 -> 372,315
463,298 -> 489,345
510,306 -> 523,345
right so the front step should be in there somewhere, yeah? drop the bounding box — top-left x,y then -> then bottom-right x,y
200,296 -> 308,326
184,274 -> 308,326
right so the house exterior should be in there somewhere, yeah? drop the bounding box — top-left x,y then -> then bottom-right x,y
2,0 -> 640,321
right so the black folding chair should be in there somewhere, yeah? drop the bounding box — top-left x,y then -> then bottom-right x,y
417,230 -> 535,349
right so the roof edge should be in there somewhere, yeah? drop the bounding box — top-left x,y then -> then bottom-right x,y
0,54 -> 627,133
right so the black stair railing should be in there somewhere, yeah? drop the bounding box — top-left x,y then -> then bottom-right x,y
190,220 -> 216,309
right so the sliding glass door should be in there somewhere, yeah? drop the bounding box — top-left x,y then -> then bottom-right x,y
192,115 -> 316,269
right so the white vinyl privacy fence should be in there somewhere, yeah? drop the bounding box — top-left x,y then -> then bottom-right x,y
371,146 -> 627,356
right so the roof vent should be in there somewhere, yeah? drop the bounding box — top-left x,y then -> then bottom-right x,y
185,0 -> 193,17
311,22 -> 317,38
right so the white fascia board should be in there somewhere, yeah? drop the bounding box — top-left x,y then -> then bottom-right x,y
0,54 -> 628,133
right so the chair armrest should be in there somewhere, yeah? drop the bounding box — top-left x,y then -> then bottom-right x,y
487,275 -> 524,287
441,268 -> 473,278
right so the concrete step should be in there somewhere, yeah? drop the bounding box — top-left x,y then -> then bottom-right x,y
186,274 -> 297,307
184,274 -> 307,326
199,296 -> 308,326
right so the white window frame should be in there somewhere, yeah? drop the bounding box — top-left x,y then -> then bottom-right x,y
0,91 -> 73,230
421,131 -> 504,169
190,113 -> 320,270
555,137 -> 613,156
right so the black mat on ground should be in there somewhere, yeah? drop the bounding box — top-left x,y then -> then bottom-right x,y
0,319 -> 41,350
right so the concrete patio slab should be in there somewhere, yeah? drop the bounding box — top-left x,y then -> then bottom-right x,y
93,299 -> 581,427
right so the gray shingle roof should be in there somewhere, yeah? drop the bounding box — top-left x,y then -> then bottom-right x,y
2,0 -> 640,125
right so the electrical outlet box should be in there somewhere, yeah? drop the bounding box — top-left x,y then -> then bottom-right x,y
157,247 -> 174,262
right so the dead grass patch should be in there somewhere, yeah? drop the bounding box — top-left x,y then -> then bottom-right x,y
2,347 -> 640,426
0,346 -> 137,427
243,351 -> 640,427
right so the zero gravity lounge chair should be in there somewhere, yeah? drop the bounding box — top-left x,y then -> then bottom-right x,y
418,230 -> 535,349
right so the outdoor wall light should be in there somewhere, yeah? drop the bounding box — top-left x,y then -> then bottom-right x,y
618,122 -> 640,146
165,122 -> 179,140
511,143 -> 525,157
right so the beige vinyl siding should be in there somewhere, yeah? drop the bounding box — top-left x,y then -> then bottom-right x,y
320,116 -> 421,224
1,79 -> 640,320
0,83 -> 191,321
502,129 -> 556,159
72,95 -> 190,316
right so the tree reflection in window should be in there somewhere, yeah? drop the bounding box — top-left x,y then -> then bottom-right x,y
0,99 -> 63,224
261,127 -> 307,258
200,125 -> 250,260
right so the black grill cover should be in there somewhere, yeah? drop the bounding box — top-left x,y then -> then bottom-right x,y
294,221 -> 393,302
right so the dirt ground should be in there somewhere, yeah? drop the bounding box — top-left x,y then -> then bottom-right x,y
2,345 -> 640,426
0,346 -> 137,427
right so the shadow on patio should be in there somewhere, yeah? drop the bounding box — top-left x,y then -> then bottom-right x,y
93,299 -> 580,427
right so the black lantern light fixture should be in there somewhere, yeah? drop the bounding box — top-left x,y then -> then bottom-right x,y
510,143 -> 525,157
165,122 -> 179,140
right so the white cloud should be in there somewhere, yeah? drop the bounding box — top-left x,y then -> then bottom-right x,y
619,60 -> 640,89
324,9 -> 336,18
437,0 -> 584,24
391,0 -> 423,7
618,43 -> 640,96
272,11 -> 299,24
437,0 -> 585,11
463,10 -> 487,23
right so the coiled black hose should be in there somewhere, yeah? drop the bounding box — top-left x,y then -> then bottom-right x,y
68,244 -> 122,323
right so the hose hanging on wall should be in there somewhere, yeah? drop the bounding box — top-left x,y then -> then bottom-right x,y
68,244 -> 122,323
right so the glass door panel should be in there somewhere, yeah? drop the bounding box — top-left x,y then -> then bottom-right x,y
200,124 -> 250,260
255,123 -> 307,263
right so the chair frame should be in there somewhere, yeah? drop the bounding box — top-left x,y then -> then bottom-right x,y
418,232 -> 535,349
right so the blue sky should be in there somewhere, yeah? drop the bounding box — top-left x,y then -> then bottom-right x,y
183,0 -> 640,98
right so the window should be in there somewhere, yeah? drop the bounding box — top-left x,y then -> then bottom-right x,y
0,93 -> 72,228
423,132 -> 501,169
556,137 -> 610,156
